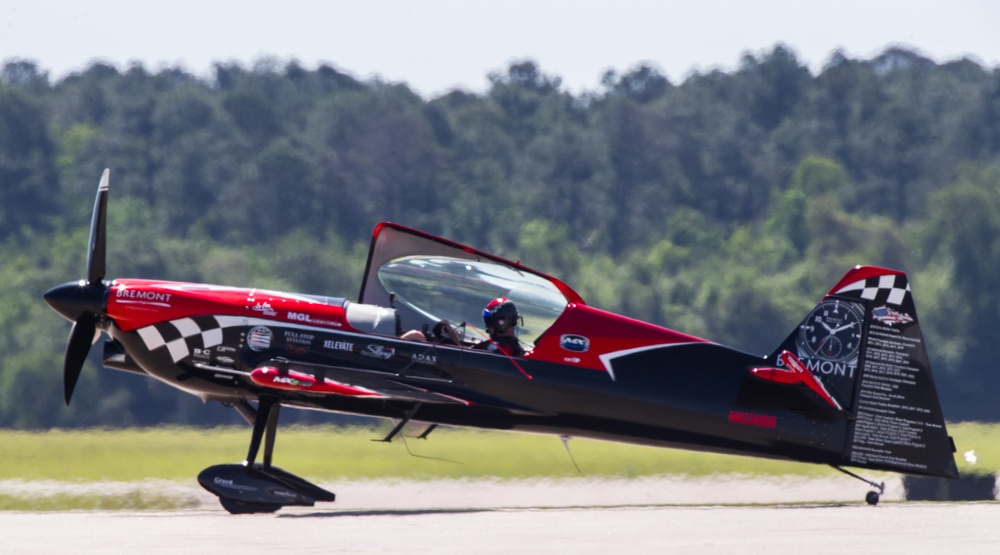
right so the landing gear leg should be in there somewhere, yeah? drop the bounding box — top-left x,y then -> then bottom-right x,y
833,466 -> 885,505
198,396 -> 335,514
246,395 -> 280,469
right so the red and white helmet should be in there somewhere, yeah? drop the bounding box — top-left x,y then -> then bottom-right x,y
482,297 -> 519,332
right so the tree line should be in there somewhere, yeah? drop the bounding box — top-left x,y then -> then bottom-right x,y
2,44 -> 999,427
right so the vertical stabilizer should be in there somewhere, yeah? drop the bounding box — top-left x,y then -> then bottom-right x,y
769,266 -> 958,478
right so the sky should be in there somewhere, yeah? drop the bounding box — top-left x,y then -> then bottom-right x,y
2,0 -> 999,98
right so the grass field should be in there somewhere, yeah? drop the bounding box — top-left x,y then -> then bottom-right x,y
1,421 -> 996,481
0,422 -> 996,510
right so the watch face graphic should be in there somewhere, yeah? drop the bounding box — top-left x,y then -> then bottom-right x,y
799,299 -> 864,362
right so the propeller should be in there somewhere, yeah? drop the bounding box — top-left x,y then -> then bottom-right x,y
43,169 -> 112,405
87,168 -> 109,285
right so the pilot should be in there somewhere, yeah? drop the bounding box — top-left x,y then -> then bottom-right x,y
472,297 -> 525,356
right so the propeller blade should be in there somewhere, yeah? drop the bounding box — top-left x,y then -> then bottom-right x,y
64,315 -> 98,406
86,169 -> 110,286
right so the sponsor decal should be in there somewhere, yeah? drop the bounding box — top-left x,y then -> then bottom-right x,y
798,299 -> 864,363
782,355 -> 859,380
411,353 -> 437,365
728,410 -> 777,429
560,334 -> 590,352
266,488 -> 299,499
287,311 -> 311,322
216,356 -> 235,365
284,331 -> 314,345
252,302 -> 277,317
323,340 -> 353,351
564,357 -> 581,364
871,305 -> 914,326
287,311 -> 343,327
247,326 -> 273,351
362,344 -> 396,360
216,345 -> 237,354
115,287 -> 173,307
192,348 -> 212,359
213,477 -> 257,492
285,343 -> 309,355
272,375 -> 311,388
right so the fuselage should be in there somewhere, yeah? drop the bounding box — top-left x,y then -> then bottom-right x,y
98,278 -> 852,467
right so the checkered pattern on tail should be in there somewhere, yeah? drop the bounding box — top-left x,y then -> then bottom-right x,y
833,274 -> 910,306
137,315 -> 244,362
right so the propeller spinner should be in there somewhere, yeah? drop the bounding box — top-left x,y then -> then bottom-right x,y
43,169 -> 112,405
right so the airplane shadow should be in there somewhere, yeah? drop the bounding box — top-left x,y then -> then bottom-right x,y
279,507 -> 494,518
278,502 -> 861,518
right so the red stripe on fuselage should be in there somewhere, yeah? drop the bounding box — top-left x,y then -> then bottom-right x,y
108,279 -> 349,332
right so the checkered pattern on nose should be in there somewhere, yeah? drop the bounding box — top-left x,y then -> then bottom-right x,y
136,316 -> 244,362
833,274 -> 910,306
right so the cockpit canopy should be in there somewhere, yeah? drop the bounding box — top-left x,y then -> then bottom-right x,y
359,223 -> 584,346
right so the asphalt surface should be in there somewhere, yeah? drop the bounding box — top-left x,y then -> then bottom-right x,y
4,502 -> 999,554
0,474 -> 913,510
3,475 -> 999,554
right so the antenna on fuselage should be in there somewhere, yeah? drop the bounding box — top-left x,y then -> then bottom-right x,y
560,436 -> 583,475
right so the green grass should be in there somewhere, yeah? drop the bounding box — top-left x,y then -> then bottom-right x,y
1,421 -> 995,482
1,422 -> 995,511
0,425 -> 832,482
944,422 -> 1000,476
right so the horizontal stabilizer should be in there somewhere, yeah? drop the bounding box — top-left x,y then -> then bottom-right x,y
749,351 -> 844,412
779,350 -> 843,412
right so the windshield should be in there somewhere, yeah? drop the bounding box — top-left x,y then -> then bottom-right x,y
377,255 -> 570,346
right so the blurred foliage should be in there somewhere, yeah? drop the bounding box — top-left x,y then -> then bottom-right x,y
2,45 -> 1000,427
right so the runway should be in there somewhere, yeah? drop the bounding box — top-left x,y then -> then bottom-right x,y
3,475 -> 999,554
4,502 -> 999,554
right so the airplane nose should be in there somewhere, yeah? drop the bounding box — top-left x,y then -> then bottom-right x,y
43,280 -> 108,322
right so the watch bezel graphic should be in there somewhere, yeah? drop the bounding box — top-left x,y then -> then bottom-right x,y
798,298 -> 864,362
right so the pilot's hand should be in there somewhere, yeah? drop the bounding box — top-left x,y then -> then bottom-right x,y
433,320 -> 461,345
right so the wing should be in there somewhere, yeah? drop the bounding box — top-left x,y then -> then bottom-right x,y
244,355 -> 551,416
249,363 -> 472,405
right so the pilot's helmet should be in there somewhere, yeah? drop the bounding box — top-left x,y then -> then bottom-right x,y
483,297 -> 519,332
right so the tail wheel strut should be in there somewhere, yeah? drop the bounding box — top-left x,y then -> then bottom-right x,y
833,465 -> 885,505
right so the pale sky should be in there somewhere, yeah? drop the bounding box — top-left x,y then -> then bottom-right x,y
2,0 -> 998,97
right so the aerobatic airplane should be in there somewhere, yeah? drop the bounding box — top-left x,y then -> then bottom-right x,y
44,170 -> 957,513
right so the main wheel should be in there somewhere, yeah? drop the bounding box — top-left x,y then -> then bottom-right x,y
219,498 -> 282,515
865,491 -> 880,506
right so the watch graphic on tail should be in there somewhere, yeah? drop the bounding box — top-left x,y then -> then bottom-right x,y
799,299 -> 864,362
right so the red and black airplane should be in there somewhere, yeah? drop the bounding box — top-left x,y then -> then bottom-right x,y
44,170 -> 957,513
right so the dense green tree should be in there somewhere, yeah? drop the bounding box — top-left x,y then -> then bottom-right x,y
0,85 -> 59,237
601,64 -> 671,103
2,48 -> 1000,426
917,166 -> 1000,418
736,44 -> 810,132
